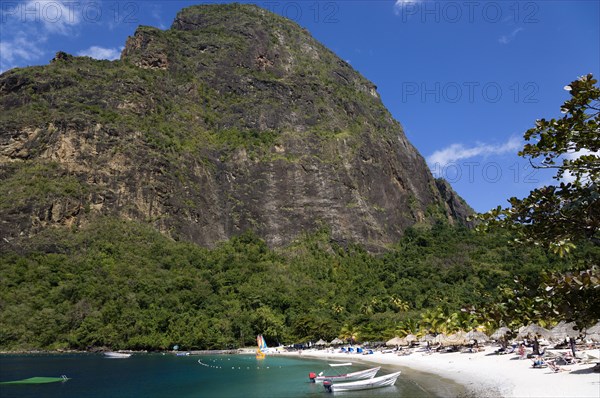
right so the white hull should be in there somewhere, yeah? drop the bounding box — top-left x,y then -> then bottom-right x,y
314,366 -> 380,383
104,352 -> 132,358
325,371 -> 401,392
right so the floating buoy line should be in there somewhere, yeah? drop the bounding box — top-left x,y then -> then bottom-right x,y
197,358 -> 281,370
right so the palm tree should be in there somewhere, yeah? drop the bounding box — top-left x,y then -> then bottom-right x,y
389,295 -> 410,312
420,307 -> 447,333
339,323 -> 360,345
395,318 -> 419,337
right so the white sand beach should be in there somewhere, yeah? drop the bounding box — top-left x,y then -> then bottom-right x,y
287,346 -> 600,397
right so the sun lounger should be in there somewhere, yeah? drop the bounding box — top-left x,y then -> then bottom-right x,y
555,354 -> 578,365
548,361 -> 566,373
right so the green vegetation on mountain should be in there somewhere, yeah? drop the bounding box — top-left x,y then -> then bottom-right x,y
1,220 -> 586,351
1,5 -> 596,352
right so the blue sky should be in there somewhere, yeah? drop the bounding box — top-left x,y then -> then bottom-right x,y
1,0 -> 598,212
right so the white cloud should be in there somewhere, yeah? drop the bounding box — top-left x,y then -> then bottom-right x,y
560,148 -> 599,183
23,0 -> 82,35
498,27 -> 524,45
77,46 -> 122,60
395,0 -> 423,6
151,4 -> 168,30
393,0 -> 423,15
0,32 -> 47,72
427,136 -> 522,167
0,0 -> 87,71
1,37 -> 44,64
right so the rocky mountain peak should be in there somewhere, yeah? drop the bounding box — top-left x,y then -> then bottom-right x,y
0,4 -> 472,252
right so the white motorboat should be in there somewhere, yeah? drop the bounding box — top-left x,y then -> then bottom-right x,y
309,363 -> 380,383
323,371 -> 401,392
104,351 -> 132,358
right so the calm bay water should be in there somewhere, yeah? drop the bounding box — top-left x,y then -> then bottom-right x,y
0,353 -> 456,398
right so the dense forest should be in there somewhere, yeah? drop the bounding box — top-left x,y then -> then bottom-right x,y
1,3 -> 597,354
2,217 -> 594,351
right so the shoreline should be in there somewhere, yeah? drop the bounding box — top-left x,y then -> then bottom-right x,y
2,346 -> 598,397
280,346 -> 600,398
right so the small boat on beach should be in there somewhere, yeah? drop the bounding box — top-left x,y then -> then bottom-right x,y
309,363 -> 380,383
323,371 -> 401,392
104,352 -> 132,358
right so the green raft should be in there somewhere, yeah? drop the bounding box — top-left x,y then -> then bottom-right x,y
0,375 -> 70,384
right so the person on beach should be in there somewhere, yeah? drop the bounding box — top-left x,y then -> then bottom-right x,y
568,337 -> 577,357
531,355 -> 546,368
532,337 -> 541,356
518,343 -> 526,359
548,360 -> 566,372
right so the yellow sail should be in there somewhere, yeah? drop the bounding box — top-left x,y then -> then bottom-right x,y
256,334 -> 267,359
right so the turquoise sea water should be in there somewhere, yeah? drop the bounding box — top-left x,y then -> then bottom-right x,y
0,353 -> 456,397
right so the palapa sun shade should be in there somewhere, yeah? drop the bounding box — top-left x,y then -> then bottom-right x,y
585,333 -> 600,342
405,334 -> 418,343
386,336 -> 404,346
433,334 -> 447,344
490,327 -> 511,340
442,330 -> 468,346
330,337 -> 344,345
550,321 -> 579,341
420,334 -> 436,343
466,330 -> 490,342
586,320 -> 600,335
517,324 -> 553,340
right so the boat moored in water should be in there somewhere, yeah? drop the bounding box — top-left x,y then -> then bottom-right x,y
104,352 -> 132,358
309,363 -> 380,383
323,371 -> 401,392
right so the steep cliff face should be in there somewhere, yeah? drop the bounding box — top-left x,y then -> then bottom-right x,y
0,4 -> 471,251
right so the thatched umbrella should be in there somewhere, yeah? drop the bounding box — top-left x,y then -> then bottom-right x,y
550,321 -> 579,341
443,331 -> 468,346
405,334 -> 418,344
586,320 -> 600,335
517,324 -> 553,340
330,337 -> 344,345
386,336 -> 404,346
490,327 -> 511,340
586,333 -> 600,342
433,334 -> 447,345
466,330 -> 490,342
420,334 -> 436,343
315,339 -> 328,346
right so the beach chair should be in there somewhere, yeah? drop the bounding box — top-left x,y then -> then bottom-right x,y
548,361 -> 566,373
556,354 -> 577,365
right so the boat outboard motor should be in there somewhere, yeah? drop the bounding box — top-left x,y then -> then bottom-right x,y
308,372 -> 316,382
323,380 -> 333,393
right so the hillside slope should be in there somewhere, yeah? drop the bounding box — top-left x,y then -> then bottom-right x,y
0,4 -> 472,251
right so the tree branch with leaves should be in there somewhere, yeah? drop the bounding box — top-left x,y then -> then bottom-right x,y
473,75 -> 600,330
475,74 -> 600,255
